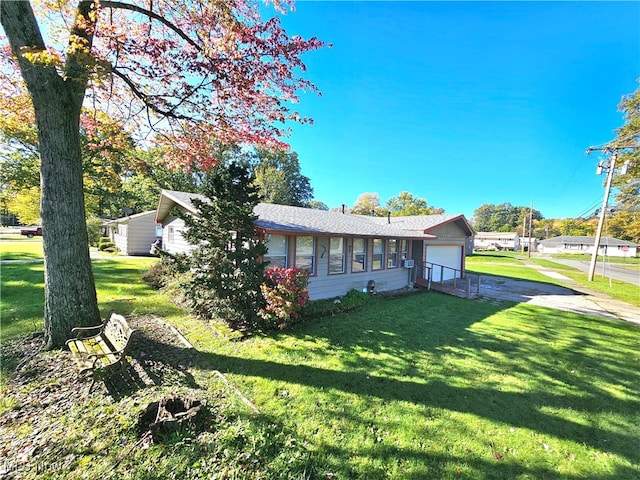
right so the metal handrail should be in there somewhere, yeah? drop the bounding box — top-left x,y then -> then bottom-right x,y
417,261 -> 481,297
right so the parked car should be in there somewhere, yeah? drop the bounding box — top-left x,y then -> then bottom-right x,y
20,227 -> 42,238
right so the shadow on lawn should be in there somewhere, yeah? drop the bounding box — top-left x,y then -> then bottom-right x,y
194,351 -> 639,459
181,293 -> 640,476
101,334 -> 201,401
314,441 -> 640,480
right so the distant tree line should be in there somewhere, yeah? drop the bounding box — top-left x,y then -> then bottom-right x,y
471,202 -> 639,243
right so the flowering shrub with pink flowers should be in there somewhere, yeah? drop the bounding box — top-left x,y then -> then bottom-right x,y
259,266 -> 310,330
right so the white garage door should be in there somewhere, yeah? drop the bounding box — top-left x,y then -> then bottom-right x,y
425,246 -> 462,281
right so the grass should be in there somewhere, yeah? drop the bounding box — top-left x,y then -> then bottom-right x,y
0,257 -> 172,342
466,253 -> 567,286
561,272 -> 640,307
552,253 -> 640,266
184,294 -> 640,479
466,251 -> 525,265
0,234 -> 44,261
2,256 -> 640,478
528,258 -> 579,271
0,262 -> 45,339
526,257 -> 640,307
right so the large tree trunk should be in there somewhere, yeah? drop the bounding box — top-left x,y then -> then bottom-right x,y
1,0 -> 101,349
37,91 -> 101,349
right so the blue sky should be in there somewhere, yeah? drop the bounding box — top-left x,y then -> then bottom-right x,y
274,1 -> 640,220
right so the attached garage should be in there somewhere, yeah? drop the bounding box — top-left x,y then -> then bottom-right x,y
424,245 -> 463,281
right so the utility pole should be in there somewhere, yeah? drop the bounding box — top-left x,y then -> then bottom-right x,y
585,145 -> 637,281
528,201 -> 533,258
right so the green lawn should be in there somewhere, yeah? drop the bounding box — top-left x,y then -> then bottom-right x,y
466,253 -> 567,286
467,251 -> 526,265
528,258 -> 579,271
0,257 -> 175,341
0,234 -> 44,260
187,295 -> 640,479
560,271 -> 640,307
2,258 -> 639,479
552,253 -> 640,266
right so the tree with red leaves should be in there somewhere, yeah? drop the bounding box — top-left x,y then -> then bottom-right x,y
0,0 -> 324,348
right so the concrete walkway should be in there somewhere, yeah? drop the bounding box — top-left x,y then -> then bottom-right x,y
518,260 -> 640,326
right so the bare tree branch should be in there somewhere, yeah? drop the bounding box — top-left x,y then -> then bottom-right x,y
110,66 -> 192,121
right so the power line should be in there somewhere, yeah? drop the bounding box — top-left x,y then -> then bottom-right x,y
573,197 -> 603,220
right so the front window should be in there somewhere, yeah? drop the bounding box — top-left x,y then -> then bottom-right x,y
295,236 -> 315,274
168,226 -> 175,243
387,239 -> 398,268
400,239 -> 409,261
329,237 -> 345,274
352,238 -> 367,272
372,238 -> 384,270
264,234 -> 287,268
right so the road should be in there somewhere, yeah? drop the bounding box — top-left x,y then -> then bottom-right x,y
548,257 -> 640,287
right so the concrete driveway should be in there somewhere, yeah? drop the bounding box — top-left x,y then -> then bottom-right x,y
476,265 -> 640,326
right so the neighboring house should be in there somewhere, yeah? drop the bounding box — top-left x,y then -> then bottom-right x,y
538,236 -> 639,257
473,232 -> 520,251
155,190 -> 475,300
106,210 -> 162,255
520,236 -> 539,252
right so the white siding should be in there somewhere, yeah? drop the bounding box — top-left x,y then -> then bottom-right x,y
127,213 -> 158,255
109,211 -> 158,255
112,224 -> 128,253
306,236 -> 413,300
539,243 -> 638,257
162,217 -> 192,254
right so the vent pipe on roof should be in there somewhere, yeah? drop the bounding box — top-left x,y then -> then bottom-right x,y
341,204 -> 346,214
387,211 -> 391,224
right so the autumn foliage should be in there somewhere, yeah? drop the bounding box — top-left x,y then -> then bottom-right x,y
0,0 -> 324,348
259,266 -> 310,329
1,0 -> 325,169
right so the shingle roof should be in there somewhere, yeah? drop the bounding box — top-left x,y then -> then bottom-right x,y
106,210 -> 156,225
254,203 -> 436,239
540,236 -> 639,247
475,232 -> 519,239
368,214 -> 474,235
156,189 -> 474,240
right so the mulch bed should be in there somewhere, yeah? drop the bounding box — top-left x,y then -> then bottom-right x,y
0,315 -> 201,478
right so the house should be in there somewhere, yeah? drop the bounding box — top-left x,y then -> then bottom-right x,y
538,236 -> 639,257
155,190 -> 475,300
106,210 -> 162,255
473,232 -> 520,251
520,236 -> 539,252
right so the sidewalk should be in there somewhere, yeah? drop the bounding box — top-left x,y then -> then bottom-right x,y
521,259 -> 640,326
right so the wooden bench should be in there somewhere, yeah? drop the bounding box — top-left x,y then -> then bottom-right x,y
66,311 -> 137,392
